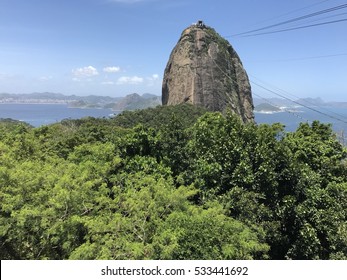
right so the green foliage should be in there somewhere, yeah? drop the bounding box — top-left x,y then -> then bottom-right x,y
182,113 -> 347,259
111,103 -> 209,129
153,204 -> 269,260
70,174 -> 196,259
1,107 -> 346,260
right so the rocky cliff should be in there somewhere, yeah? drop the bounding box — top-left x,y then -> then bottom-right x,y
162,22 -> 254,123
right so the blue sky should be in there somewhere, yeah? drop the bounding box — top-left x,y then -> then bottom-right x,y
0,0 -> 346,101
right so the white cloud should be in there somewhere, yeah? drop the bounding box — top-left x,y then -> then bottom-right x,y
103,66 -> 121,73
117,76 -> 144,85
146,73 -> 160,86
72,66 -> 99,78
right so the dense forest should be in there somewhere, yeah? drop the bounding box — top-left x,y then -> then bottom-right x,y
1,104 -> 346,260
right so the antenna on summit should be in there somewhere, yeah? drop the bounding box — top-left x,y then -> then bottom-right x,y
195,20 -> 206,28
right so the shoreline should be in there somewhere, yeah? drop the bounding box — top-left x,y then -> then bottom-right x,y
0,103 -> 121,111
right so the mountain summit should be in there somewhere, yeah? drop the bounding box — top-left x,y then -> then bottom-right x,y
162,21 -> 254,123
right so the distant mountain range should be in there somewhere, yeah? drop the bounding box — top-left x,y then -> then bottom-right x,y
254,97 -> 347,113
1,93 -> 346,113
254,103 -> 282,113
0,92 -> 162,111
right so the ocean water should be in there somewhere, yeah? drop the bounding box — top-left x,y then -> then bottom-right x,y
255,106 -> 347,134
0,104 -> 115,127
1,104 -> 347,135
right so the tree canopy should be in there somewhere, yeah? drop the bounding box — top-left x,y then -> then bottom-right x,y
1,105 -> 346,259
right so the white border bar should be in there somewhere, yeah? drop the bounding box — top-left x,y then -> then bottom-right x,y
1,260 -> 346,280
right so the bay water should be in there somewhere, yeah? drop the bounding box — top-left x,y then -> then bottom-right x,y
1,104 -> 346,137
0,104 -> 115,127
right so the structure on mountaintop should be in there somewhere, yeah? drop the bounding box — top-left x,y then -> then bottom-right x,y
162,21 -> 254,123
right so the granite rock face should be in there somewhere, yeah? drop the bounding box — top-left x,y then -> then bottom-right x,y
162,22 -> 254,123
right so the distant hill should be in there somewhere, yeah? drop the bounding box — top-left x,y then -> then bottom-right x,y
0,92 -> 161,111
112,93 -> 161,110
0,92 -> 121,104
254,103 -> 282,113
328,102 -> 347,108
253,98 -> 295,107
296,97 -> 325,106
253,97 -> 347,108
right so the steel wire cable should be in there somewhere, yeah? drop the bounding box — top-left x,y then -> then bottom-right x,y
229,3 -> 347,37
